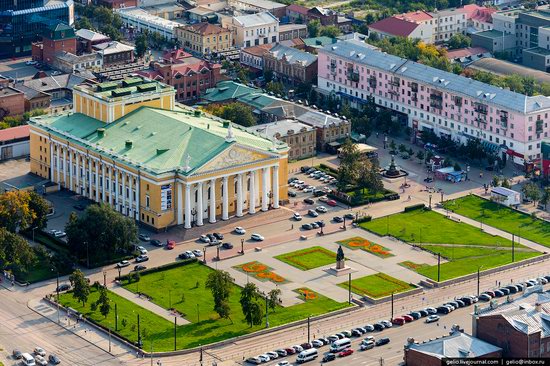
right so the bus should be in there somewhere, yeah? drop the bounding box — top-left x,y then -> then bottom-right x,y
330,338 -> 351,353
296,349 -> 318,363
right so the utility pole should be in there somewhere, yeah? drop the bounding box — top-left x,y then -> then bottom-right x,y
391,292 -> 394,320
174,317 -> 177,351
348,273 -> 352,304
477,267 -> 481,296
265,294 -> 269,328
512,234 -> 515,262
137,314 -> 141,348
437,253 -> 441,282
108,328 -> 111,353
307,316 -> 311,343
115,303 -> 118,331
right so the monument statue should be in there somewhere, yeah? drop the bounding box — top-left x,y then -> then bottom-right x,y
336,245 -> 345,269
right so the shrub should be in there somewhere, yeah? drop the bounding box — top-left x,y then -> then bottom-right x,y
354,216 -> 372,224
404,204 -> 426,212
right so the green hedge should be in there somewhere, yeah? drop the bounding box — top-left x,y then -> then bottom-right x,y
317,164 -> 339,176
404,204 -> 426,212
118,258 -> 197,281
354,216 -> 372,224
22,230 -> 70,255
329,191 -> 399,207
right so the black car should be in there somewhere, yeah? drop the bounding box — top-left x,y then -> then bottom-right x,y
288,191 -> 297,197
373,323 -> 385,331
351,329 -> 362,337
506,285 -> 518,294
311,222 -> 319,229
460,297 -> 473,305
302,223 -> 313,230
150,239 -> 163,247
304,198 -> 315,204
222,242 -> 233,249
333,216 -> 344,223
133,265 -> 147,271
300,166 -> 311,173
322,353 -> 336,362
316,220 -> 326,227
314,190 -> 326,197
409,311 -> 421,320
437,306 -> 451,314
12,350 -> 22,359
213,232 -> 224,240
48,354 -> 61,365
56,283 -> 71,292
499,288 -> 510,295
375,337 -> 390,346
418,309 -> 429,317
494,290 -> 505,297
343,213 -> 355,220
455,300 -> 465,308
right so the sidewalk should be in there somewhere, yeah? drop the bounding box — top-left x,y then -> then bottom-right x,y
28,298 -> 136,362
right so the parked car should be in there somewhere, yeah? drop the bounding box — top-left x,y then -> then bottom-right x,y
275,349 -> 287,357
293,212 -> 302,221
425,307 -> 437,315
133,265 -> 147,271
311,222 -> 319,229
302,223 -> 313,230
136,246 -> 148,255
166,240 -> 176,250
304,198 -> 315,204
307,209 -> 319,217
319,196 -> 329,202
392,317 -> 405,326
192,249 -> 203,257
258,354 -> 270,362
437,306 -> 451,314
284,348 -> 296,355
316,206 -> 328,213
373,323 -> 385,331
213,233 -> 224,240
234,227 -> 246,234
326,200 -> 337,207
292,345 -> 303,353
418,309 -> 429,317
363,324 -> 375,332
375,338 -> 390,346
265,351 -> 278,359
34,347 -> 46,357
12,349 -> 22,359
116,260 -> 130,268
48,354 -> 61,364
56,283 -> 71,292
360,341 -> 375,350
200,235 -> 210,243
339,349 -> 354,357
135,254 -> 149,263
409,311 -> 421,320
479,294 -> 492,301
222,242 -> 233,249
426,315 -> 440,323
251,233 -> 264,241
311,340 -> 324,348
150,239 -> 163,247
246,357 -> 262,364
35,355 -> 47,366
138,234 -> 150,241
333,216 -> 343,223
343,213 -> 355,220
288,191 -> 297,197
380,320 -> 392,328
322,353 -> 336,362
300,342 -> 313,349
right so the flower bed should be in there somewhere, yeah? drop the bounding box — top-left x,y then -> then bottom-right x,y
398,261 -> 430,272
294,287 -> 319,301
234,261 -> 289,284
337,237 -> 394,258
275,246 -> 336,271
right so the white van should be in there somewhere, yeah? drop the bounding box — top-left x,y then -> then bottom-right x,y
20,353 -> 35,366
296,348 -> 318,363
330,338 -> 351,353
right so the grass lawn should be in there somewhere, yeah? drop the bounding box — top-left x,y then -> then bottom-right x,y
61,262 -> 349,351
338,273 -> 416,299
275,246 -> 336,270
443,195 -> 550,246
360,209 -> 514,246
416,244 -> 540,281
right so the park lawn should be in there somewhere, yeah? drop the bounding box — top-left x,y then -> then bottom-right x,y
110,262 -> 349,350
338,273 -> 416,299
360,209 -> 514,246
413,244 -> 541,281
443,195 -> 550,246
274,246 -> 336,270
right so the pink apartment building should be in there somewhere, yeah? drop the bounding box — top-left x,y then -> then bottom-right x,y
317,39 -> 550,164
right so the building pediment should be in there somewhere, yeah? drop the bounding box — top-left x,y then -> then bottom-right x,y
192,144 -> 277,175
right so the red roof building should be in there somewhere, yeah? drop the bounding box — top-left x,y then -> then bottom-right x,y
445,46 -> 489,59
0,125 -> 30,161
369,17 -> 423,38
395,10 -> 433,22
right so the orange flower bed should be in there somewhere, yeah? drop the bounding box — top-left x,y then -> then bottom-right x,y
234,261 -> 288,284
296,288 -> 318,300
337,237 -> 394,258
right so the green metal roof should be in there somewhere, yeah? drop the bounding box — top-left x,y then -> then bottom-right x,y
237,93 -> 277,110
302,36 -> 336,47
203,81 -> 257,103
30,107 -> 287,177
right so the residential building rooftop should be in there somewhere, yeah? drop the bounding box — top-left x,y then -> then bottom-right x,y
474,29 -> 505,39
186,22 -> 227,35
93,41 -> 134,55
203,80 -> 257,102
395,10 -> 433,22
407,332 -> 502,359
240,43 -> 274,57
74,76 -> 173,102
116,7 -> 181,31
23,74 -> 91,92
322,39 -> 550,113
75,29 -> 110,43
279,23 -> 307,32
467,58 -> 550,84
29,107 -> 287,176
368,17 -> 421,37
232,11 -> 278,27
247,119 -> 314,139
445,46 -> 489,59
0,125 -> 29,143
267,44 -> 317,66
286,4 -> 309,15
232,0 -> 286,9
525,46 -> 550,56
302,36 -> 337,48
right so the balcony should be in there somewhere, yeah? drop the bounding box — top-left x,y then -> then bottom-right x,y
330,64 -> 337,75
411,93 -> 418,102
475,116 -> 487,125
347,69 -> 359,83
453,96 -> 462,107
536,119 -> 544,134
389,78 -> 400,87
410,83 -> 418,93
474,103 -> 488,115
368,76 -> 377,89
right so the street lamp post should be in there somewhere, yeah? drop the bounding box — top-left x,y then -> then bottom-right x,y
440,191 -> 444,204
391,292 -> 394,320
216,245 -> 220,261
203,247 -> 206,264
103,271 -> 107,287
117,267 -> 122,281
264,293 -> 269,328
429,194 -> 432,209
240,238 -> 244,254
437,253 -> 441,282
477,266 -> 484,296
512,234 -> 515,262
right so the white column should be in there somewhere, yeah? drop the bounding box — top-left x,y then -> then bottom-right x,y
122,172 -> 126,215
222,176 -> 229,220
209,178 -> 216,224
128,175 -> 133,217
95,160 -> 99,202
115,169 -> 119,211
62,147 -> 67,187
88,158 -> 92,199
75,153 -> 79,192
261,167 -> 269,212
102,166 -> 106,203
82,156 -> 87,196
56,144 -> 61,187
69,150 -> 73,190
49,142 -> 54,181
197,182 -> 204,226
177,183 -> 183,226
108,168 -> 113,206
135,176 -> 140,220
272,165 -> 280,209
236,173 -> 243,217
202,183 -> 208,220
184,184 -> 191,229
249,170 -> 256,214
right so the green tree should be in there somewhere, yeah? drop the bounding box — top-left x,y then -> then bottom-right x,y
263,69 -> 273,83
307,19 -> 321,37
75,16 -> 94,30
205,270 -> 234,321
522,182 -> 542,206
135,34 -> 148,58
320,25 -> 341,38
94,6 -> 113,25
0,228 -> 36,271
447,33 -> 471,50
240,283 -> 263,327
541,187 -> 550,209
0,191 -> 34,232
97,286 -> 111,318
416,150 -> 425,162
69,269 -> 90,306
267,288 -> 281,312
356,158 -> 373,194
337,139 -> 360,191
218,103 -> 256,127
265,81 -> 285,96
28,191 -> 49,230
100,25 -> 122,41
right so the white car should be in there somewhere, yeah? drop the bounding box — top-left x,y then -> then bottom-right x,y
291,345 -> 303,352
311,339 -> 324,348
303,187 -> 314,193
116,260 -> 131,268
35,355 -> 48,366
265,351 -> 278,359
258,354 -> 271,362
192,249 -> 203,257
138,234 -> 150,241
380,320 -> 392,328
293,212 -> 302,221
251,233 -> 264,241
200,235 -> 211,243
360,341 -> 375,351
137,246 -> 148,255
26,60 -> 38,65
246,356 -> 262,364
234,227 -> 246,235
277,361 -> 291,366
316,206 -> 328,213
34,347 -> 46,357
319,196 -> 329,202
426,315 -> 440,323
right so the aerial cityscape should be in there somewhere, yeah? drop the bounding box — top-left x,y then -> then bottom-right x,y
1,0 -> 550,364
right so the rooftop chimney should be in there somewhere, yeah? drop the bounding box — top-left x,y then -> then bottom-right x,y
536,303 -> 542,312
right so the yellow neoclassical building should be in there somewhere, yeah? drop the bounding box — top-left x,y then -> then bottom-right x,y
28,76 -> 289,230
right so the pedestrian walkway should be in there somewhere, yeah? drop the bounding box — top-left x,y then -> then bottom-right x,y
433,207 -> 549,253
27,298 -> 136,361
108,285 -> 190,324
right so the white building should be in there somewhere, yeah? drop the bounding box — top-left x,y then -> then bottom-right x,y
0,125 -> 30,161
117,7 -> 180,39
490,187 -> 521,206
221,11 -> 279,48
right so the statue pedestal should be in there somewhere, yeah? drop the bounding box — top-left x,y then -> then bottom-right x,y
325,265 -> 354,277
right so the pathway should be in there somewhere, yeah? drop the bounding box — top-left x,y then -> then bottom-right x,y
108,285 -> 190,324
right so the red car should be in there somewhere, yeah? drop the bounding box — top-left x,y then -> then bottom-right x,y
326,199 -> 337,207
402,315 -> 414,323
300,342 -> 313,349
339,349 -> 354,357
284,348 -> 296,355
392,317 -> 405,325
166,240 -> 176,250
